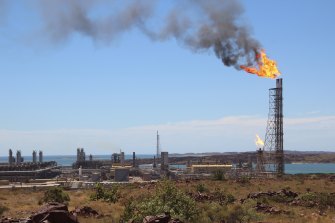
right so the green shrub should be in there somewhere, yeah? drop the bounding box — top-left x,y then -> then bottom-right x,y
283,185 -> 291,191
0,205 -> 9,215
40,187 -> 70,204
226,194 -> 237,204
90,183 -> 120,203
196,183 -> 208,193
197,203 -> 228,223
223,204 -> 260,223
121,180 -> 198,222
121,197 -> 137,222
213,170 -> 225,181
299,192 -> 335,213
237,175 -> 251,185
255,196 -> 269,205
198,200 -> 261,223
212,188 -> 236,206
270,194 -> 295,203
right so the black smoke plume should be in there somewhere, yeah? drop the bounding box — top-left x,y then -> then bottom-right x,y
37,0 -> 260,69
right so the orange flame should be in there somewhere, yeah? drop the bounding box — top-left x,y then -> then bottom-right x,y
255,134 -> 264,148
241,50 -> 280,79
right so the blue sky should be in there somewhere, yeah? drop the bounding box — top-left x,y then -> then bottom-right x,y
0,0 -> 334,155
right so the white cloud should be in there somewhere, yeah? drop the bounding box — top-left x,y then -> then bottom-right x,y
0,115 -> 334,156
285,116 -> 335,126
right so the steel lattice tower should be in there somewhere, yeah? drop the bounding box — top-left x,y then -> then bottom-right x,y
264,78 -> 284,176
256,148 -> 266,174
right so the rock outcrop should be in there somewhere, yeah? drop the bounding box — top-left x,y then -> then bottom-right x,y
0,203 -> 78,223
142,213 -> 183,223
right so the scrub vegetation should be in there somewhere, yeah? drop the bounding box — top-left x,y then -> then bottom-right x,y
1,175 -> 335,223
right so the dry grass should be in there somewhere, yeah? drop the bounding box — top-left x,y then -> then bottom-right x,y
0,176 -> 334,223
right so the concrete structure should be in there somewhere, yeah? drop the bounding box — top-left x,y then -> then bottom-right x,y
112,153 -> 120,163
161,152 -> 169,170
16,150 -> 22,165
39,150 -> 43,163
32,150 -> 37,163
120,152 -> 125,166
111,160 -> 131,181
81,148 -> 85,161
132,152 -> 136,167
77,148 -> 80,162
114,167 -> 129,182
8,149 -> 14,166
91,172 -> 101,182
76,148 -> 85,162
0,161 -> 59,181
190,164 -> 232,174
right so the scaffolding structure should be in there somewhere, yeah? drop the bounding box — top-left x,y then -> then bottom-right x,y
255,148 -> 266,173
263,78 -> 284,176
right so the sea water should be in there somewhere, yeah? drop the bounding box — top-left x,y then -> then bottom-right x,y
285,163 -> 335,174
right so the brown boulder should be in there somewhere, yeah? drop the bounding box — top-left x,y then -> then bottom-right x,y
142,213 -> 183,223
0,217 -> 30,223
143,213 -> 170,223
29,203 -> 77,223
255,202 -> 282,214
71,206 -> 100,218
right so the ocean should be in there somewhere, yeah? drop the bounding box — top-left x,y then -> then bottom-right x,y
0,155 -> 335,174
285,163 -> 335,174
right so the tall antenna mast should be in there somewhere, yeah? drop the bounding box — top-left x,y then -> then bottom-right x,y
156,131 -> 160,159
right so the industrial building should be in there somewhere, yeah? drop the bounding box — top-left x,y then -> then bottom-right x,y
77,148 -> 86,162
0,149 -> 59,182
113,167 -> 130,182
189,164 -> 232,174
161,152 -> 169,170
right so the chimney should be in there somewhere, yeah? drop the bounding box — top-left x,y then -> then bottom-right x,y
132,152 -> 136,167
39,150 -> 43,163
120,152 -> 125,166
32,150 -> 37,163
16,150 -> 22,165
8,149 -> 13,166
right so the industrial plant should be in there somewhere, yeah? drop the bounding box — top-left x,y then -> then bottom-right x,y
0,79 -> 284,188
0,149 -> 58,182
